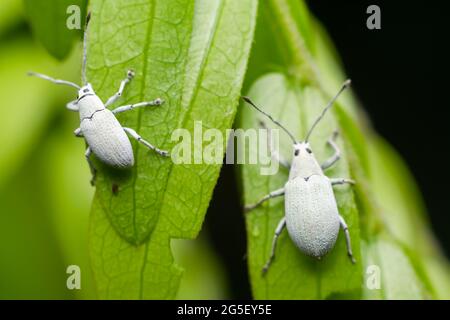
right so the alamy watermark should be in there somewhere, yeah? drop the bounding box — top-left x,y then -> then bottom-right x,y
365,264 -> 381,290
170,121 -> 281,176
66,265 -> 81,290
366,5 -> 381,30
66,5 -> 82,30
67,4 -> 382,31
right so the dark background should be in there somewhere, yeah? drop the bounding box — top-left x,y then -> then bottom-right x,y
205,1 -> 447,299
306,0 -> 448,254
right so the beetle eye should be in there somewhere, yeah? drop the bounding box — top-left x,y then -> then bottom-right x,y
306,148 -> 312,154
83,88 -> 89,93
294,149 -> 300,156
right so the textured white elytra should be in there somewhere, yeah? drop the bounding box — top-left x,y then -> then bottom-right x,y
285,175 -> 340,258
77,86 -> 134,168
285,142 -> 340,259
79,98 -> 134,168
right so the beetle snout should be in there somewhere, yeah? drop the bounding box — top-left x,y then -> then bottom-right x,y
78,83 -> 95,99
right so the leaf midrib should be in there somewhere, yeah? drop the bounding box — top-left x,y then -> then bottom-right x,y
137,0 -> 226,298
132,0 -> 157,243
135,0 -> 157,299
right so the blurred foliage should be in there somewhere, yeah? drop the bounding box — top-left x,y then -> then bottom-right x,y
0,0 -> 448,300
0,0 -> 92,298
0,0 -> 23,37
173,236 -> 229,300
24,0 -> 87,60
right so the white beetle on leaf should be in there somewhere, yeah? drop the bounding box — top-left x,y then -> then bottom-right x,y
28,13 -> 169,185
242,80 -> 356,275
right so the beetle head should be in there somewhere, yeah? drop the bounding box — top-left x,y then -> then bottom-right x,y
77,83 -> 95,100
290,142 -> 322,179
242,79 -> 351,172
293,142 -> 313,158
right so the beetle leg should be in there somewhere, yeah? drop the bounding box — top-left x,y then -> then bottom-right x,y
331,178 -> 355,186
262,217 -> 286,275
123,127 -> 169,157
85,147 -> 97,186
321,130 -> 341,170
244,187 -> 285,212
112,98 -> 163,114
74,127 -> 83,137
259,120 -> 290,170
339,215 -> 356,264
104,70 -> 135,107
66,100 -> 79,112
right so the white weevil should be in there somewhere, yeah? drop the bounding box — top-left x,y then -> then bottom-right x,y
242,80 -> 356,274
28,13 -> 169,185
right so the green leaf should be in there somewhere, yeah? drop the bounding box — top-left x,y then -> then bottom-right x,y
240,73 -> 362,299
367,137 -> 450,299
421,256 -> 450,300
173,236 -> 229,299
24,0 -> 87,60
362,235 -> 428,299
368,137 -> 431,253
88,0 -> 257,299
0,155 -> 73,299
243,0 -> 316,91
0,0 -> 23,37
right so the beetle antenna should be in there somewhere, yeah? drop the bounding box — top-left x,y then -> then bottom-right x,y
27,71 -> 80,89
305,79 -> 351,142
242,96 -> 297,144
81,11 -> 91,85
